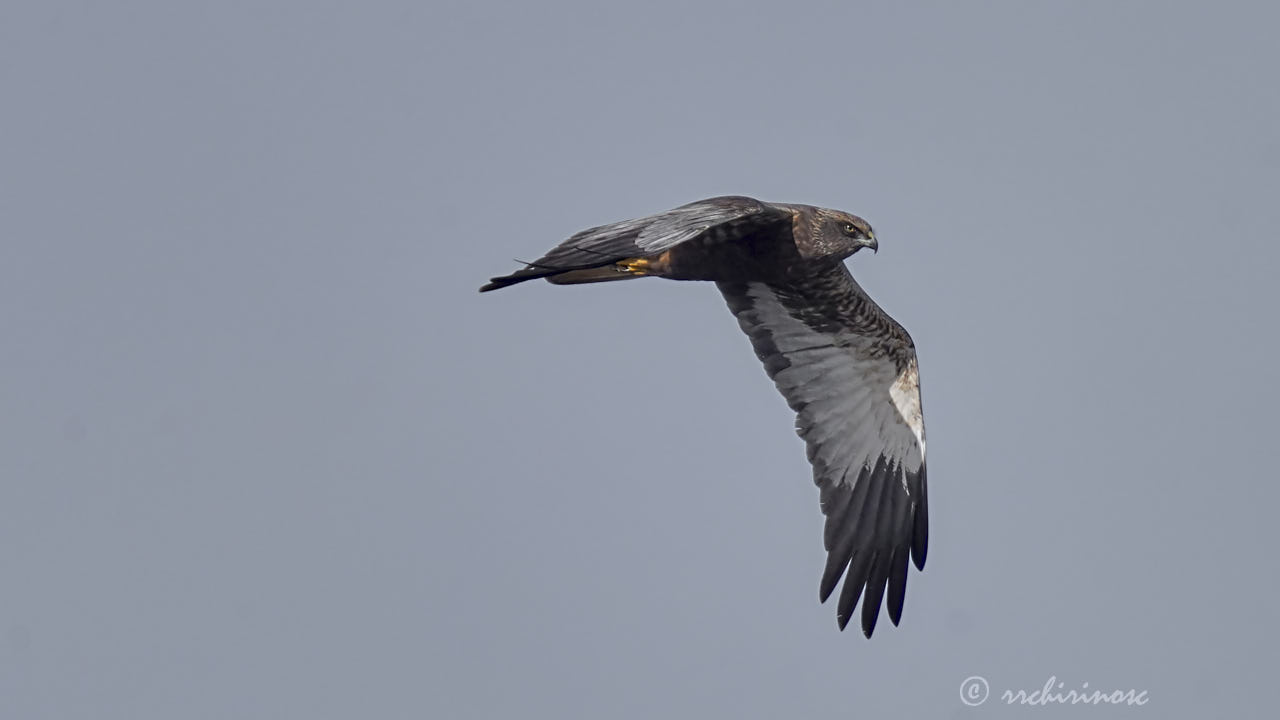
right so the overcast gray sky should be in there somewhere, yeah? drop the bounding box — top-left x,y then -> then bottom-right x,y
3,1 -> 1278,717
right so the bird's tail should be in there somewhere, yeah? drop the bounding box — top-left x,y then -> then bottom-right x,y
479,259 -> 650,292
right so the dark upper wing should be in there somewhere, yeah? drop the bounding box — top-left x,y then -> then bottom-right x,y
718,264 -> 927,637
480,196 -> 791,291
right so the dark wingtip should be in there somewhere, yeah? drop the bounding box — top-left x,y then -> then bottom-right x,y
911,542 -> 928,571
887,548 -> 909,626
818,553 -> 847,604
911,505 -> 929,571
911,468 -> 929,570
860,554 -> 889,638
819,581 -> 836,605
835,552 -> 870,634
860,595 -> 883,637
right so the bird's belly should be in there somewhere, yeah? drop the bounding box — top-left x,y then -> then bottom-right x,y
655,239 -> 801,283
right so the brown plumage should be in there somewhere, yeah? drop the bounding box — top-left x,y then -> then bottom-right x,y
481,195 -> 928,637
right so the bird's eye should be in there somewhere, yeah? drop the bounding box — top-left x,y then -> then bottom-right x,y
842,222 -> 859,235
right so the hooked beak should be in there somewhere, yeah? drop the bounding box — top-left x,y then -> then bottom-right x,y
864,231 -> 878,254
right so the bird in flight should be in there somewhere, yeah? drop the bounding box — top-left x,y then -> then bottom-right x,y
480,195 -> 928,637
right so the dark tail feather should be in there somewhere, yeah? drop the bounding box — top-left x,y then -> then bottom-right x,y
479,266 -> 558,292
479,262 -> 640,292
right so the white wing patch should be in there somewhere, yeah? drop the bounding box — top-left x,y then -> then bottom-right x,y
889,358 -> 926,461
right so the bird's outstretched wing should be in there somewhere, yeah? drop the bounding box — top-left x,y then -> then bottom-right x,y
718,264 -> 928,637
480,196 -> 791,291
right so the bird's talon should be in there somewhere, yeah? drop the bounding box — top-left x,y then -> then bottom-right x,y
617,258 -> 650,274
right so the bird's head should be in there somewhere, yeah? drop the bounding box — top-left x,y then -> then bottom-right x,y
803,208 -> 877,261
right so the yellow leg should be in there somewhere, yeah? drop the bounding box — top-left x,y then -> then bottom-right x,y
616,257 -> 651,275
